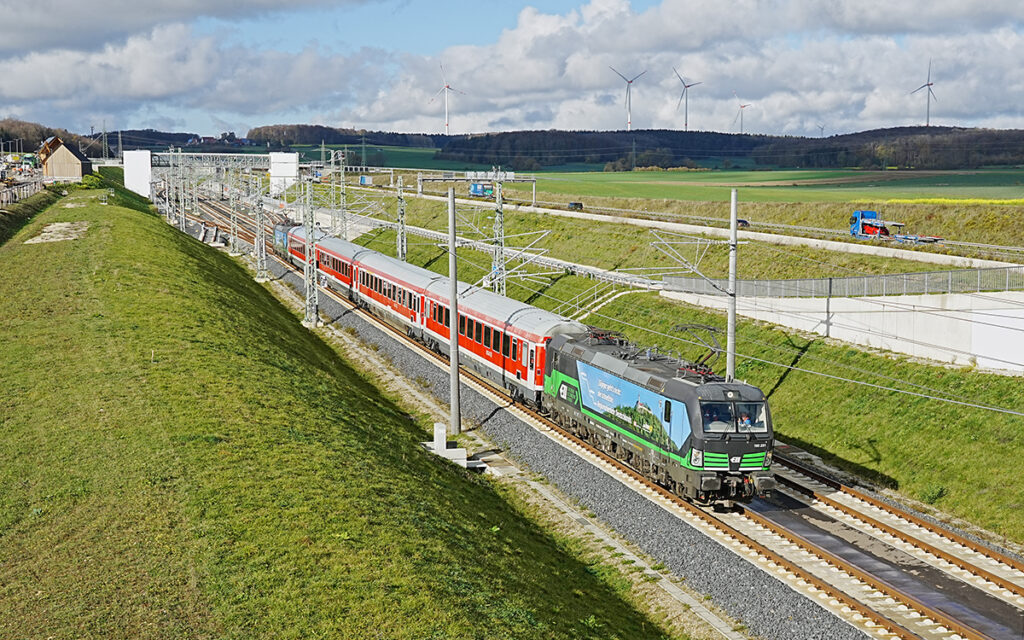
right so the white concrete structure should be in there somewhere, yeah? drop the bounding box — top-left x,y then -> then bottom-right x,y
123,150 -> 152,198
269,152 -> 298,196
663,290 -> 1024,374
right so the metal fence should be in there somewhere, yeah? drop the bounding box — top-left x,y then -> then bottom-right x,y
0,180 -> 44,207
664,265 -> 1024,298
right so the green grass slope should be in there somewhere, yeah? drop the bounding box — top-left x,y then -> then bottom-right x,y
0,191 -> 674,639
355,228 -> 1024,544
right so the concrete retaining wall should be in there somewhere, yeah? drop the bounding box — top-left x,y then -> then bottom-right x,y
662,290 -> 1024,374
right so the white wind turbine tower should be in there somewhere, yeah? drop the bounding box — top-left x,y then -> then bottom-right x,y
910,59 -> 937,127
732,91 -> 752,134
673,67 -> 702,131
430,64 -> 464,135
609,66 -> 647,131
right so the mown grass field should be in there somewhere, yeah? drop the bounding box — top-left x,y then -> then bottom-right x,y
504,168 -> 1024,204
355,227 -> 1024,545
0,190 -> 679,638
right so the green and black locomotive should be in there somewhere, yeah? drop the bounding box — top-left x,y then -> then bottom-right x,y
544,330 -> 776,505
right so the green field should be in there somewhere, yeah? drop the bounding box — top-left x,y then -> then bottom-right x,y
0,188 -> 680,638
502,168 -> 1024,204
354,226 -> 1024,545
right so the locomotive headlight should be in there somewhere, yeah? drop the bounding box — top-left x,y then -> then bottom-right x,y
765,451 -> 773,467
691,449 -> 703,467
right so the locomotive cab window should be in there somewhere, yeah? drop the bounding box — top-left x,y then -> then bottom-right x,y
736,402 -> 768,433
701,401 -> 768,434
701,402 -> 734,433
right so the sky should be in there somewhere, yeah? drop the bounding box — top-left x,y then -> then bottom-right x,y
1,0 -> 1022,138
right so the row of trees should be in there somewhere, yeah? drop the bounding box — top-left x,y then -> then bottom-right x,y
435,126 -> 1024,171
245,124 -> 444,149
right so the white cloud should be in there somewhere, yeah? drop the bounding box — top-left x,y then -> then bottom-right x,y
0,0 -> 1021,136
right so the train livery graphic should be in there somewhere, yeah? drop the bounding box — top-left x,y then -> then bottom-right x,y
273,224 -> 776,505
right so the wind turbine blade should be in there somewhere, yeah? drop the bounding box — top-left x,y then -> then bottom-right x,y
929,87 -> 937,101
688,81 -> 703,88
429,86 -> 445,103
440,63 -> 447,85
733,110 -> 741,126
677,90 -> 685,110
910,84 -> 928,94
927,58 -> 932,83
630,69 -> 647,82
673,67 -> 685,83
609,66 -> 628,82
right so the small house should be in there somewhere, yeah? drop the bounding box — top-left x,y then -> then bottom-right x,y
39,136 -> 93,180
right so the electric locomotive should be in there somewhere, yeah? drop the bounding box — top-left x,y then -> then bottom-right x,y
544,329 -> 776,505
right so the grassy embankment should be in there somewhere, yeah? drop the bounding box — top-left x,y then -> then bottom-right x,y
0,189 -> 678,638
359,192 -> 958,281
492,169 -> 1024,254
355,225 -> 1024,545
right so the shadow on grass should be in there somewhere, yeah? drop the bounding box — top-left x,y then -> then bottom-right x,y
764,336 -> 811,399
524,273 -> 567,306
778,434 -> 899,490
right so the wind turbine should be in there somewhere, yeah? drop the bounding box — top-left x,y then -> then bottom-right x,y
610,66 -> 647,131
910,59 -> 937,127
673,67 -> 702,131
732,91 -> 751,134
817,123 -> 825,137
430,64 -> 464,135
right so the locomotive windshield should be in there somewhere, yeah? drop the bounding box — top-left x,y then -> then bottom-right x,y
701,402 -> 768,434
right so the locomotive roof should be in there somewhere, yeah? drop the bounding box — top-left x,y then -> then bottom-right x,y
552,333 -> 766,403
291,226 -> 586,340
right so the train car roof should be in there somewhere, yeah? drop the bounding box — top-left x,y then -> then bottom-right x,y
290,225 -> 586,341
425,279 -> 588,340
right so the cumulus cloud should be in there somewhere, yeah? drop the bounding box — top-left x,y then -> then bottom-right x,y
1,0 -> 1022,136
0,0 -> 368,54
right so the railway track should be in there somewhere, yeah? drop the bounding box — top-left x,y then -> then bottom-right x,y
189,197 -> 1024,639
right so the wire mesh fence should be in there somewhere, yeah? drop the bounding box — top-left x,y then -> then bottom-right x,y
665,265 -> 1024,298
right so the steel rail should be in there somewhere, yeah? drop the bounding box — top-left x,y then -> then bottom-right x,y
776,454 -> 1024,578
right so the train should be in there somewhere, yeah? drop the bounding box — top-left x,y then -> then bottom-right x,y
272,223 -> 777,505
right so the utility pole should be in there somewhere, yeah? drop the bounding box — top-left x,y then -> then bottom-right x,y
102,120 -> 108,161
396,175 -> 407,261
491,180 -> 506,296
726,188 -> 738,382
117,131 -> 123,160
361,133 -> 366,166
228,169 -> 240,255
254,193 -> 269,282
320,139 -> 325,165
302,178 -> 319,328
447,187 -> 461,436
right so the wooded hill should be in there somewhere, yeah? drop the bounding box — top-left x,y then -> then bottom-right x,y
434,126 -> 1024,170
245,123 -> 1024,170
246,124 -> 443,149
